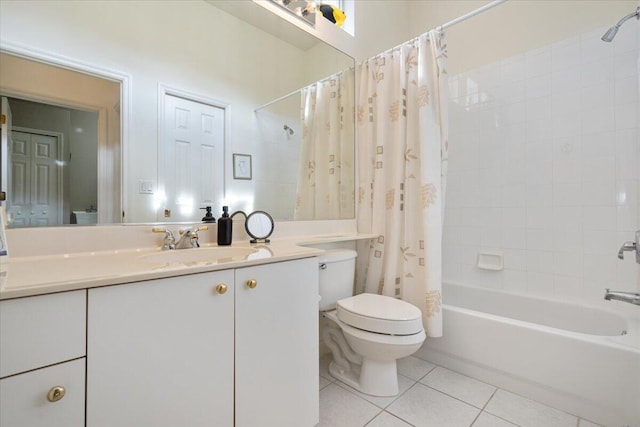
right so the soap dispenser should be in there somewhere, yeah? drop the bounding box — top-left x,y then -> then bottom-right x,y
201,206 -> 216,223
217,206 -> 232,246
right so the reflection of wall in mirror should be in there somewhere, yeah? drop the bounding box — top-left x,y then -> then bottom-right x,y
254,93 -> 301,221
0,0 -> 355,223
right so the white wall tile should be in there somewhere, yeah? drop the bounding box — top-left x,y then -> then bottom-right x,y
500,54 -> 525,83
445,26 -> 638,304
526,46 -> 552,79
614,50 -> 639,81
553,252 -> 584,277
525,74 -> 552,99
614,102 -> 638,130
581,27 -> 615,64
583,207 -> 617,231
581,59 -> 614,88
502,227 -> 527,250
581,107 -> 615,134
503,269 -> 528,293
552,36 -> 581,72
526,250 -> 555,273
526,272 -> 555,297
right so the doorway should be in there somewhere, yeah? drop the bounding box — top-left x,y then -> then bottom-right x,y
160,90 -> 226,222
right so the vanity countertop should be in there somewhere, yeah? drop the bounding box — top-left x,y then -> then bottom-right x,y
0,233 -> 376,300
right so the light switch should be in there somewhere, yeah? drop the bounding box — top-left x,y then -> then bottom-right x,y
138,180 -> 154,194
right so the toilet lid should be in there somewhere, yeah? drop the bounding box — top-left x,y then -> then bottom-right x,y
336,294 -> 423,336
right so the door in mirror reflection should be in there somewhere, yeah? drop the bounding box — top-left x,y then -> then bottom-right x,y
1,97 -> 99,228
161,94 -> 224,222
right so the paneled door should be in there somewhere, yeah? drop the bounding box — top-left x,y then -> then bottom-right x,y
8,131 -> 61,227
163,94 -> 224,222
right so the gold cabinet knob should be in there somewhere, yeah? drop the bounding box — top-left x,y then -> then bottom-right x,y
215,284 -> 228,294
246,279 -> 257,289
47,386 -> 66,402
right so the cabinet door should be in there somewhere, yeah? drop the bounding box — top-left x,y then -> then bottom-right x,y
87,271 -> 234,427
0,358 -> 85,427
235,257 -> 319,427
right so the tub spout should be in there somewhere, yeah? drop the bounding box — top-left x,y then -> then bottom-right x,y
604,289 -> 640,305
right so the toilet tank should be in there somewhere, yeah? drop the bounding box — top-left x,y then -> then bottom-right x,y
318,249 -> 357,311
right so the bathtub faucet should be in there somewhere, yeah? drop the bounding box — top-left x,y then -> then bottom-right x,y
604,289 -> 640,305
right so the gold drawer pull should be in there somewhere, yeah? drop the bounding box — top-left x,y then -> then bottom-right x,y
246,279 -> 257,289
47,386 -> 66,402
216,284 -> 228,294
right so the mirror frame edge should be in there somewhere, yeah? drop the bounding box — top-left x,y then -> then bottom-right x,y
0,40 -> 131,226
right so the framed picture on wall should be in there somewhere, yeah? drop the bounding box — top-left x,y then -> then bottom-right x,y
233,153 -> 252,180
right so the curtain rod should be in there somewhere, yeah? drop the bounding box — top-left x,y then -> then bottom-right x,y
254,66 -> 354,112
373,0 -> 507,58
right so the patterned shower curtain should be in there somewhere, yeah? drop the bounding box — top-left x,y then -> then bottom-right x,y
356,31 -> 448,337
295,70 -> 355,220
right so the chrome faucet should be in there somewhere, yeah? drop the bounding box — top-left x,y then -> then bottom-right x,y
175,225 -> 208,249
618,230 -> 640,264
604,289 -> 640,305
151,227 -> 176,250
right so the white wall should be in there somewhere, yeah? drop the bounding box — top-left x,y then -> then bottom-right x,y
0,0 -> 323,222
406,0 -> 637,74
443,21 -> 639,308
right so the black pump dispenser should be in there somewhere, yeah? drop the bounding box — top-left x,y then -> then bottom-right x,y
201,206 -> 216,223
217,206 -> 232,246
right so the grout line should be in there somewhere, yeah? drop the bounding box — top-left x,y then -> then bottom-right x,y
362,409 -> 385,427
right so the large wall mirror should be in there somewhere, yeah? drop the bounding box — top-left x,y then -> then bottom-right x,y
0,0 -> 355,228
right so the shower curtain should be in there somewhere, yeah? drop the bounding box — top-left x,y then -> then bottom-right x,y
356,31 -> 448,337
294,70 -> 355,220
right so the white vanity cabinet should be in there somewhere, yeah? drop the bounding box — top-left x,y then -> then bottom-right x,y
235,258 -> 319,427
0,290 -> 87,427
86,256 -> 319,427
86,269 -> 235,427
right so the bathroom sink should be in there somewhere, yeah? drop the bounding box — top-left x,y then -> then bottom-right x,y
140,246 -> 258,266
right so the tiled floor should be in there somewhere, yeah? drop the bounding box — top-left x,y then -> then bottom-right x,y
319,355 -> 602,427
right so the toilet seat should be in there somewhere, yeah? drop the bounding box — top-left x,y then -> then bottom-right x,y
337,293 -> 423,336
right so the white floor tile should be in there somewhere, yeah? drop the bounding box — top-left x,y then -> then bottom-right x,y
319,383 -> 380,427
578,419 -> 602,427
366,411 -> 414,427
319,376 -> 331,390
420,366 -> 496,408
397,356 -> 436,381
485,389 -> 578,427
472,412 -> 518,427
387,383 -> 480,427
335,373 -> 415,409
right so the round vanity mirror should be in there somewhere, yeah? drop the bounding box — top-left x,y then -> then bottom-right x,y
245,211 -> 274,243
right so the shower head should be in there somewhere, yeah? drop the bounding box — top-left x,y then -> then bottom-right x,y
283,124 -> 294,135
601,6 -> 639,42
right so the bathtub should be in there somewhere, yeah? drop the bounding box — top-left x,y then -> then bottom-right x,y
416,282 -> 640,427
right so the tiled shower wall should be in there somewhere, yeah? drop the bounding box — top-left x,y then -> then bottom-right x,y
443,25 -> 639,305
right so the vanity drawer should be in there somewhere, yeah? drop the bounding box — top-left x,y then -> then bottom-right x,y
0,358 -> 85,427
0,290 -> 86,377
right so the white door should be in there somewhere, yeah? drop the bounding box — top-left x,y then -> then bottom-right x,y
0,96 -> 11,206
8,131 -> 60,227
163,94 -> 224,222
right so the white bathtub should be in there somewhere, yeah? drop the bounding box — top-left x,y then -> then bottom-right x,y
416,282 -> 640,427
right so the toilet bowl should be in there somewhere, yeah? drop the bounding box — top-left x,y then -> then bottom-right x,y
318,250 -> 426,397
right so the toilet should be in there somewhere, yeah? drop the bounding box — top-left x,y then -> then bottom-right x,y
319,249 -> 426,397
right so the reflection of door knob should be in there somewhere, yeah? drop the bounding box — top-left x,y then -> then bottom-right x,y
30,211 -> 34,215
246,279 -> 257,289
215,284 -> 227,294
42,211 -> 47,214
47,386 -> 66,402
